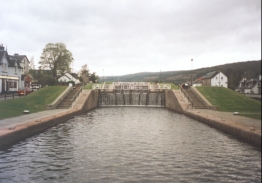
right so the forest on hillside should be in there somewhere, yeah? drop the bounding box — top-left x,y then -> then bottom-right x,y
103,60 -> 261,90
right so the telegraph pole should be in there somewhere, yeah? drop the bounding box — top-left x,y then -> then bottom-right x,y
191,59 -> 193,86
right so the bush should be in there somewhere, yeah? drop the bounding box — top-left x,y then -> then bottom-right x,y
40,75 -> 57,86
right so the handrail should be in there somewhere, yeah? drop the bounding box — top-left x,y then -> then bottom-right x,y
46,86 -> 72,109
179,84 -> 194,109
70,84 -> 85,103
92,82 -> 171,90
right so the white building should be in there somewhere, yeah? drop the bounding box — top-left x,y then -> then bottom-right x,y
235,75 -> 261,94
201,71 -> 228,88
0,44 -> 30,93
58,73 -> 80,84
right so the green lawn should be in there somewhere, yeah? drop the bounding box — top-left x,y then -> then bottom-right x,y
196,87 -> 261,120
168,83 -> 179,90
83,83 -> 93,90
0,86 -> 67,120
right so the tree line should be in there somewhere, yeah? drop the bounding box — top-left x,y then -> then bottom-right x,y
29,43 -> 99,86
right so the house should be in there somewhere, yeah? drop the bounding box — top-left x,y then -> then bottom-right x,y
235,75 -> 261,94
201,71 -> 228,88
58,73 -> 80,84
10,53 -> 31,87
192,77 -> 203,87
0,44 -> 30,93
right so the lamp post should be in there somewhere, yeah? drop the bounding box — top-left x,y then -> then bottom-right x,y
191,59 -> 193,86
159,70 -> 161,83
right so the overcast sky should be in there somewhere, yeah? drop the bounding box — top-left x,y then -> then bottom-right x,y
0,0 -> 261,76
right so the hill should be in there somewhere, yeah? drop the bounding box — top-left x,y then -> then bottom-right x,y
103,60 -> 261,90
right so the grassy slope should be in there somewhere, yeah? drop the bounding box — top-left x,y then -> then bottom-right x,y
0,86 -> 67,120
196,87 -> 261,119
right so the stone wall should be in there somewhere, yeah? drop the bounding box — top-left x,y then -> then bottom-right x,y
83,90 -> 99,112
164,90 -> 183,114
184,111 -> 261,149
0,90 -> 99,148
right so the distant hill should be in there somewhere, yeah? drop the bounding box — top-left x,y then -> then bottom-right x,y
103,60 -> 261,90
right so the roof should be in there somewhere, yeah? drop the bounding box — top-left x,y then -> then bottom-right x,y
8,58 -> 16,67
0,50 -> 12,65
0,50 -> 5,62
58,73 -> 80,81
70,73 -> 79,79
11,54 -> 29,63
9,55 -> 24,69
58,74 -> 71,80
201,71 -> 219,79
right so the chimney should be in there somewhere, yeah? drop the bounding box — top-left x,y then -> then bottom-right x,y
0,44 -> 4,50
14,53 -> 19,55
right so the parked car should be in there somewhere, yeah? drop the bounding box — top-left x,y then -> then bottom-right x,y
17,87 -> 34,96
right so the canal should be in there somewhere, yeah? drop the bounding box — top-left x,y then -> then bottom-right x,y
0,107 -> 261,183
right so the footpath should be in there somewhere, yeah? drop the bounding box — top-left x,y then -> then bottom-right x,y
0,90 -> 92,148
173,90 -> 261,148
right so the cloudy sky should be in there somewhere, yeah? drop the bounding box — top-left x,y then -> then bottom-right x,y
0,0 -> 261,76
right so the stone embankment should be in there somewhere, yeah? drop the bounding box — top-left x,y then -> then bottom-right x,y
0,90 -> 99,148
0,89 -> 261,149
169,90 -> 261,149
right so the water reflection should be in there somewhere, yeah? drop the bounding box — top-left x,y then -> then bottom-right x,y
0,107 -> 261,183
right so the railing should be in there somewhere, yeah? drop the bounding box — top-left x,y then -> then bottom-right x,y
92,83 -> 114,90
0,92 -> 24,101
179,84 -> 193,109
71,84 -> 85,103
46,86 -> 72,109
158,84 -> 171,90
92,82 -> 171,91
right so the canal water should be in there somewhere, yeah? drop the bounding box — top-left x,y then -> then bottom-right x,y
0,107 -> 261,183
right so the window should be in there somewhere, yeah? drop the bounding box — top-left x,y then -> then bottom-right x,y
216,77 -> 218,80
4,63 -> 7,72
9,81 -> 17,88
221,77 -> 223,80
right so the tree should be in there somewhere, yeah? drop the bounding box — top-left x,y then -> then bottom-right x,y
79,64 -> 90,83
29,56 -> 35,70
80,64 -> 89,75
40,75 -> 57,86
39,43 -> 73,79
90,72 -> 99,83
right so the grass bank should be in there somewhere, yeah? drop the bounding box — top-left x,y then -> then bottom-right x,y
0,86 -> 67,120
196,87 -> 261,120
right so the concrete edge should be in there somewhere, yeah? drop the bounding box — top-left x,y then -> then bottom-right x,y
183,111 -> 261,149
0,90 -> 98,149
0,109 -> 84,148
168,89 -> 261,149
0,89 -> 260,150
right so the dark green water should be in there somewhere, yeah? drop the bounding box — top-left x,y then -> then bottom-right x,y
0,107 -> 261,182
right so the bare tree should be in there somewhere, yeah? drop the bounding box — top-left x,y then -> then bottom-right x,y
29,56 -> 35,70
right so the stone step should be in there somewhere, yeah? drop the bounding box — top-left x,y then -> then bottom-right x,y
184,88 -> 207,109
56,88 -> 80,109
59,101 -> 72,105
56,106 -> 70,109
